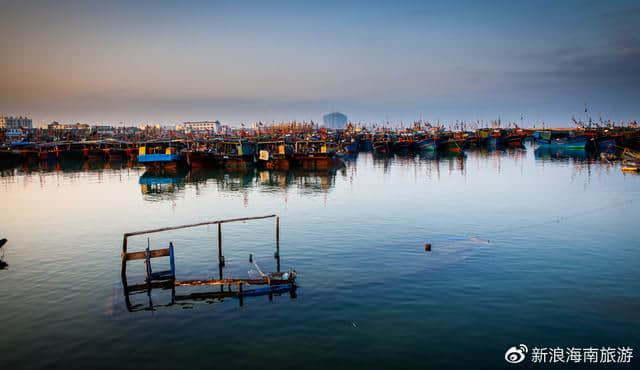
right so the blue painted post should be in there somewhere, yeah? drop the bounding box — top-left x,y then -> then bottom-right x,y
169,242 -> 175,278
145,247 -> 152,282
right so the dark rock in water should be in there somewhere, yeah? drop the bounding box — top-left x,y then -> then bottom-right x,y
0,260 -> 7,269
0,238 -> 7,249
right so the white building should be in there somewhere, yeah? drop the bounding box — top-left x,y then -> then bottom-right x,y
1,116 -> 33,130
183,120 -> 221,132
1,116 -> 33,137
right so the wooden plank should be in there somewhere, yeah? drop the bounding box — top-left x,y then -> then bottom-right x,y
174,277 -> 292,287
175,291 -> 235,300
124,248 -> 170,261
175,278 -> 268,286
124,214 -> 276,237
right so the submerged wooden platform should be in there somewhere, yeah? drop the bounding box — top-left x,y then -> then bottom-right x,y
120,214 -> 296,311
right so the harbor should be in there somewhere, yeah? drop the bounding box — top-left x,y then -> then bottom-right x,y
3,121 -> 640,173
3,1 -> 640,368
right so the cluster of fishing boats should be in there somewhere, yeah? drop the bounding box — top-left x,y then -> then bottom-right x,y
0,140 -> 138,163
1,125 -> 639,173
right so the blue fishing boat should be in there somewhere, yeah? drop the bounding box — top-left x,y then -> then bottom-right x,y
342,139 -> 359,154
533,130 -> 590,149
598,137 -> 617,152
486,136 -> 499,148
9,142 -> 39,161
137,141 -> 185,172
358,133 -> 373,151
414,136 -> 438,151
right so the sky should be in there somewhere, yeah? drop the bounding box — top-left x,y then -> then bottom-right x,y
1,0 -> 639,127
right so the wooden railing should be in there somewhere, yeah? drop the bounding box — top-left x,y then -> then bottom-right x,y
121,214 -> 280,281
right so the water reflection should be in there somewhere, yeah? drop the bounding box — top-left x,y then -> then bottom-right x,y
534,147 -> 591,162
138,167 -> 343,199
139,170 -> 188,195
372,151 -> 468,175
0,158 -> 139,175
123,280 -> 296,312
0,146 -> 625,194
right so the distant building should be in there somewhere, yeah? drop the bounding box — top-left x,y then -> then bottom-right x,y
183,120 -> 221,132
93,125 -> 115,136
48,122 -> 65,130
48,122 -> 91,131
220,125 -> 232,135
1,116 -> 33,130
1,116 -> 32,137
322,112 -> 347,129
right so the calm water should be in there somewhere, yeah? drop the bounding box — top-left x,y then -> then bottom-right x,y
1,144 -> 639,369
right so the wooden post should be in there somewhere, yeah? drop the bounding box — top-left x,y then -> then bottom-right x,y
121,235 -> 128,282
239,282 -> 244,306
145,241 -> 152,282
169,241 -> 175,277
275,217 -> 280,272
275,216 -> 280,256
218,223 -> 224,267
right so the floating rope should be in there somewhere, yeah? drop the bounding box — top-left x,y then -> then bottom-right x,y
483,199 -> 633,241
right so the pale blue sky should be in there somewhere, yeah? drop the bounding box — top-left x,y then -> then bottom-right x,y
1,0 -> 638,126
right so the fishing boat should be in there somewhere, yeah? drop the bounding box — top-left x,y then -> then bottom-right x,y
38,143 -> 63,161
413,134 -> 438,152
0,144 -> 21,163
462,131 -> 481,148
124,142 -> 139,161
392,134 -> 413,154
533,130 -> 591,149
598,137 -> 617,152
372,134 -> 390,155
256,140 -> 292,170
215,139 -> 255,169
341,138 -> 359,154
183,140 -> 220,169
82,140 -> 107,161
293,140 -> 344,170
483,129 -> 524,148
358,133 -> 373,151
102,140 -> 128,161
437,132 -> 464,153
137,140 -> 186,172
10,142 -> 39,161
502,129 -> 527,147
184,150 -> 219,169
58,142 -> 87,160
